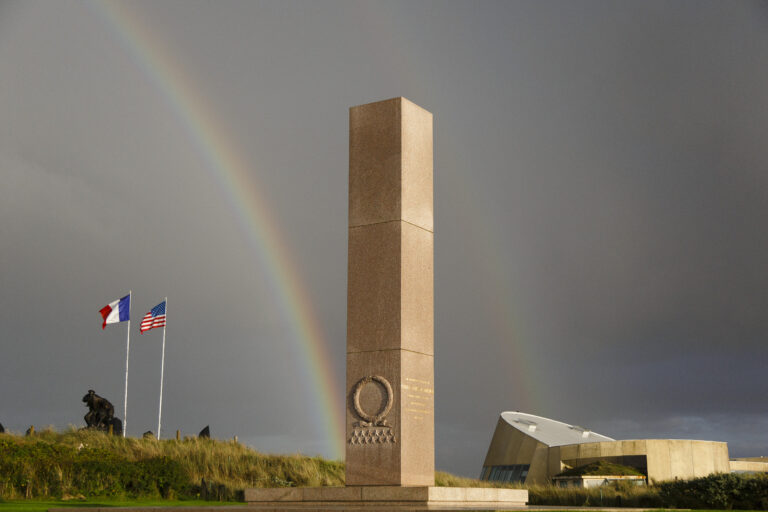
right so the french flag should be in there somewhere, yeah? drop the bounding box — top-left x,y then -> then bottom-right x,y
99,294 -> 130,329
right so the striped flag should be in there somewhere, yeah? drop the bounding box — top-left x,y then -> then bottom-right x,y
99,294 -> 130,329
140,300 -> 166,334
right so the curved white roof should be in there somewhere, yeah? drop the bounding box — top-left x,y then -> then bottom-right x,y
501,411 -> 614,447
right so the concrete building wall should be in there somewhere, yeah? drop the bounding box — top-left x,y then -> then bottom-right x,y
482,414 -> 732,484
484,423 -> 730,484
518,435 -> 542,466
560,440 -> 648,476
481,417 -> 548,483
732,456 -> 768,463
548,446 -> 565,478
527,444 -> 550,483
669,439 -> 695,479
559,440 -> 728,482
692,441 -> 717,477
483,418 -> 524,467
713,451 -> 731,475
645,440 -> 671,481
729,460 -> 768,473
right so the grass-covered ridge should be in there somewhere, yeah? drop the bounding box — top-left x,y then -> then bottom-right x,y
0,427 -> 343,501
4,428 -> 768,509
0,428 -> 509,502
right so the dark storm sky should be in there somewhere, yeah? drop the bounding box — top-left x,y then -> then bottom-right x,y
1,0 -> 767,476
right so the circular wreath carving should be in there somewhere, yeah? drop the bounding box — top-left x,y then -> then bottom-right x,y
352,375 -> 393,426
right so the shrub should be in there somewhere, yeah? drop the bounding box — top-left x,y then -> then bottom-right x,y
524,473 -> 768,509
658,472 -> 768,510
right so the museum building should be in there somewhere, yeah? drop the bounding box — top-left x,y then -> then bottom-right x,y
480,412 -> 768,484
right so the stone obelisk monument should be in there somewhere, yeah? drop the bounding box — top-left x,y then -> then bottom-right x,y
245,98 -> 527,509
346,97 -> 434,486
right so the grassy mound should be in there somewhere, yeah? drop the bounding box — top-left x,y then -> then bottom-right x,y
0,427 -> 343,501
8,428 -> 765,509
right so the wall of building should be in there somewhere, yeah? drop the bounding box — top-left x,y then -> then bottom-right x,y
731,456 -> 768,463
555,439 -> 729,482
481,417 -> 547,483
552,439 -> 649,481
483,423 -> 731,484
729,460 -> 768,473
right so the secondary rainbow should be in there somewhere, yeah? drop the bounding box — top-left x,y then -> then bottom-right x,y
352,1 -> 546,413
90,0 -> 345,458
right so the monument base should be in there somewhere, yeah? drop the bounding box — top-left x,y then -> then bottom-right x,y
244,486 -> 528,511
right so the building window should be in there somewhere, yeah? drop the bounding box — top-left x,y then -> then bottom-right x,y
483,464 -> 530,483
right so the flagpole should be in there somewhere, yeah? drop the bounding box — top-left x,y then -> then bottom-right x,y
157,297 -> 167,440
123,290 -> 131,438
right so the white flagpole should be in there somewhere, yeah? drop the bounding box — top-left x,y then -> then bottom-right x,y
123,290 -> 132,438
157,297 -> 167,440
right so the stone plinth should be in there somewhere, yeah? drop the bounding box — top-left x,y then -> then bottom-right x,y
245,486 -> 529,511
346,97 -> 434,487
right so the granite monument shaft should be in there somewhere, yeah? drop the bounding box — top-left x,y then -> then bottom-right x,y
346,97 -> 434,487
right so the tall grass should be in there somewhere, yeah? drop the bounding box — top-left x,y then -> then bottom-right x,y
527,481 -> 662,508
434,471 -> 522,488
0,427 -> 343,500
4,428 -> 767,509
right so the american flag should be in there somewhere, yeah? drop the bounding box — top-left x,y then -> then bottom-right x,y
140,300 -> 166,334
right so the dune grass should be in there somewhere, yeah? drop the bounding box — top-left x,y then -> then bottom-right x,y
0,427 -> 342,501
434,471 -> 523,488
4,428 -> 767,509
526,480 -> 662,508
32,426 -> 345,489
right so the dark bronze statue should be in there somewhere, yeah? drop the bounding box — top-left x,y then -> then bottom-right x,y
82,389 -> 121,435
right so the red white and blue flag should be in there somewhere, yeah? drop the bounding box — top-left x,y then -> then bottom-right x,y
140,300 -> 167,334
99,294 -> 131,330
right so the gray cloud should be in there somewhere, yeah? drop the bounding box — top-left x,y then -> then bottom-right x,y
1,0 -> 766,477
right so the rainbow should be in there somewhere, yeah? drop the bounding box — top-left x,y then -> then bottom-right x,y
438,158 -> 546,413
89,0 -> 345,459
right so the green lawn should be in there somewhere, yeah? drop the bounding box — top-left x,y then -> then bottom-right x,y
1,504 -> 765,512
0,500 -> 247,511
